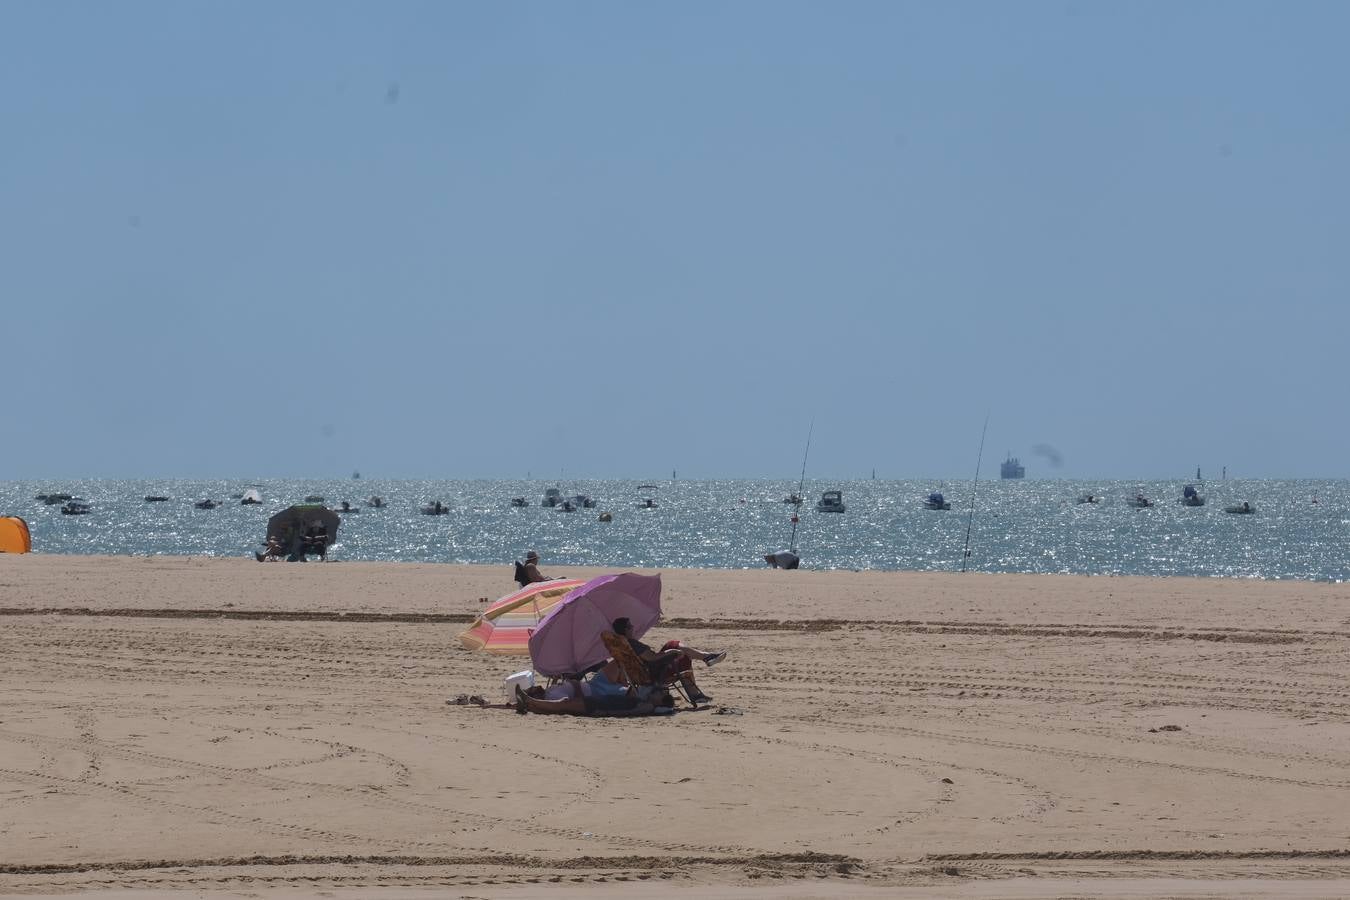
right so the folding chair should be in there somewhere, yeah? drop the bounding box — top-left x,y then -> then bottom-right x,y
600,631 -> 697,707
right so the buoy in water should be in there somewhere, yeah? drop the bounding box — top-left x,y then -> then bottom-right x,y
598,512 -> 613,522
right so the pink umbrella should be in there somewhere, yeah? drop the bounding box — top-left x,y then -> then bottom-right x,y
457,579 -> 586,655
527,573 -> 663,677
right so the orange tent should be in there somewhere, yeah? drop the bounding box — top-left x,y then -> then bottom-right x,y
0,516 -> 32,553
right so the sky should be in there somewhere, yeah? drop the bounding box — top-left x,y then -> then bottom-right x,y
3,1 -> 1348,480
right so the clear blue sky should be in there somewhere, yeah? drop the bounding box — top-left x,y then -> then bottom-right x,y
5,1 -> 1347,480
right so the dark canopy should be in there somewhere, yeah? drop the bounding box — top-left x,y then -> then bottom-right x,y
266,504 -> 340,544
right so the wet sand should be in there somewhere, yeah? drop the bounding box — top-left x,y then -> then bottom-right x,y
2,554 -> 1349,898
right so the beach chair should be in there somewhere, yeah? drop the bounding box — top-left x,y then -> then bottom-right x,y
600,630 -> 696,707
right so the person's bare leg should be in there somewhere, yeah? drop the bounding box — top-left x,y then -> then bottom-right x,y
674,646 -> 726,665
522,695 -> 587,715
679,672 -> 705,695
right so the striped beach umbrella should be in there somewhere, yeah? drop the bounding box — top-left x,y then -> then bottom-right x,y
457,579 -> 586,655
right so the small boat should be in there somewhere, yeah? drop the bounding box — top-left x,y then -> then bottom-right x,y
305,495 -> 325,503
638,497 -> 659,509
783,493 -> 804,506
421,501 -> 449,515
337,500 -> 359,513
638,485 -> 659,509
240,489 -> 263,505
1224,502 -> 1255,514
352,470 -> 361,480
1076,494 -> 1100,505
637,484 -> 658,492
41,493 -> 73,505
922,491 -> 951,511
509,497 -> 529,507
60,501 -> 91,515
1180,485 -> 1205,507
194,499 -> 220,510
558,500 -> 576,512
143,495 -> 170,502
542,488 -> 563,508
367,496 -> 385,508
571,494 -> 596,509
1126,494 -> 1154,509
816,490 -> 846,513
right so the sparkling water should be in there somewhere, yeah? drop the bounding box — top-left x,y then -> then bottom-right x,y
3,479 -> 1347,580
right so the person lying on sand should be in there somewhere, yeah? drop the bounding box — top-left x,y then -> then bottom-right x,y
514,683 -> 674,716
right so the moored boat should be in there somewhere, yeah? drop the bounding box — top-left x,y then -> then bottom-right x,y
922,491 -> 951,511
816,490 -> 846,513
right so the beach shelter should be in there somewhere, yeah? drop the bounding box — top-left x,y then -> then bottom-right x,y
527,573 -> 663,677
0,516 -> 32,553
266,505 -> 340,543
457,579 -> 586,654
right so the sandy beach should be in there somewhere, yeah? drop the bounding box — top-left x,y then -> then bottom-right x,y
3,555 -> 1350,898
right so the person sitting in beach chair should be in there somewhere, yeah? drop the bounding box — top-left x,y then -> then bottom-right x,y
513,550 -> 548,587
292,525 -> 329,561
255,536 -> 285,562
602,618 -> 726,707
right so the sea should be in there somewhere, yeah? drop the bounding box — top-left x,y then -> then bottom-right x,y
3,479 -> 1348,581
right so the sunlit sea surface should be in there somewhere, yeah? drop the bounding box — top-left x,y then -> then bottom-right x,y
4,479 -> 1348,581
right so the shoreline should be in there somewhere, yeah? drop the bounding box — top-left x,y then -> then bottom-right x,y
2,553 -> 1348,627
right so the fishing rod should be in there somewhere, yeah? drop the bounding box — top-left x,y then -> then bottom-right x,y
960,415 -> 989,573
788,420 -> 813,554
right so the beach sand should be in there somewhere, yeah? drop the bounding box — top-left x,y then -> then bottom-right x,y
2,555 -> 1350,898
